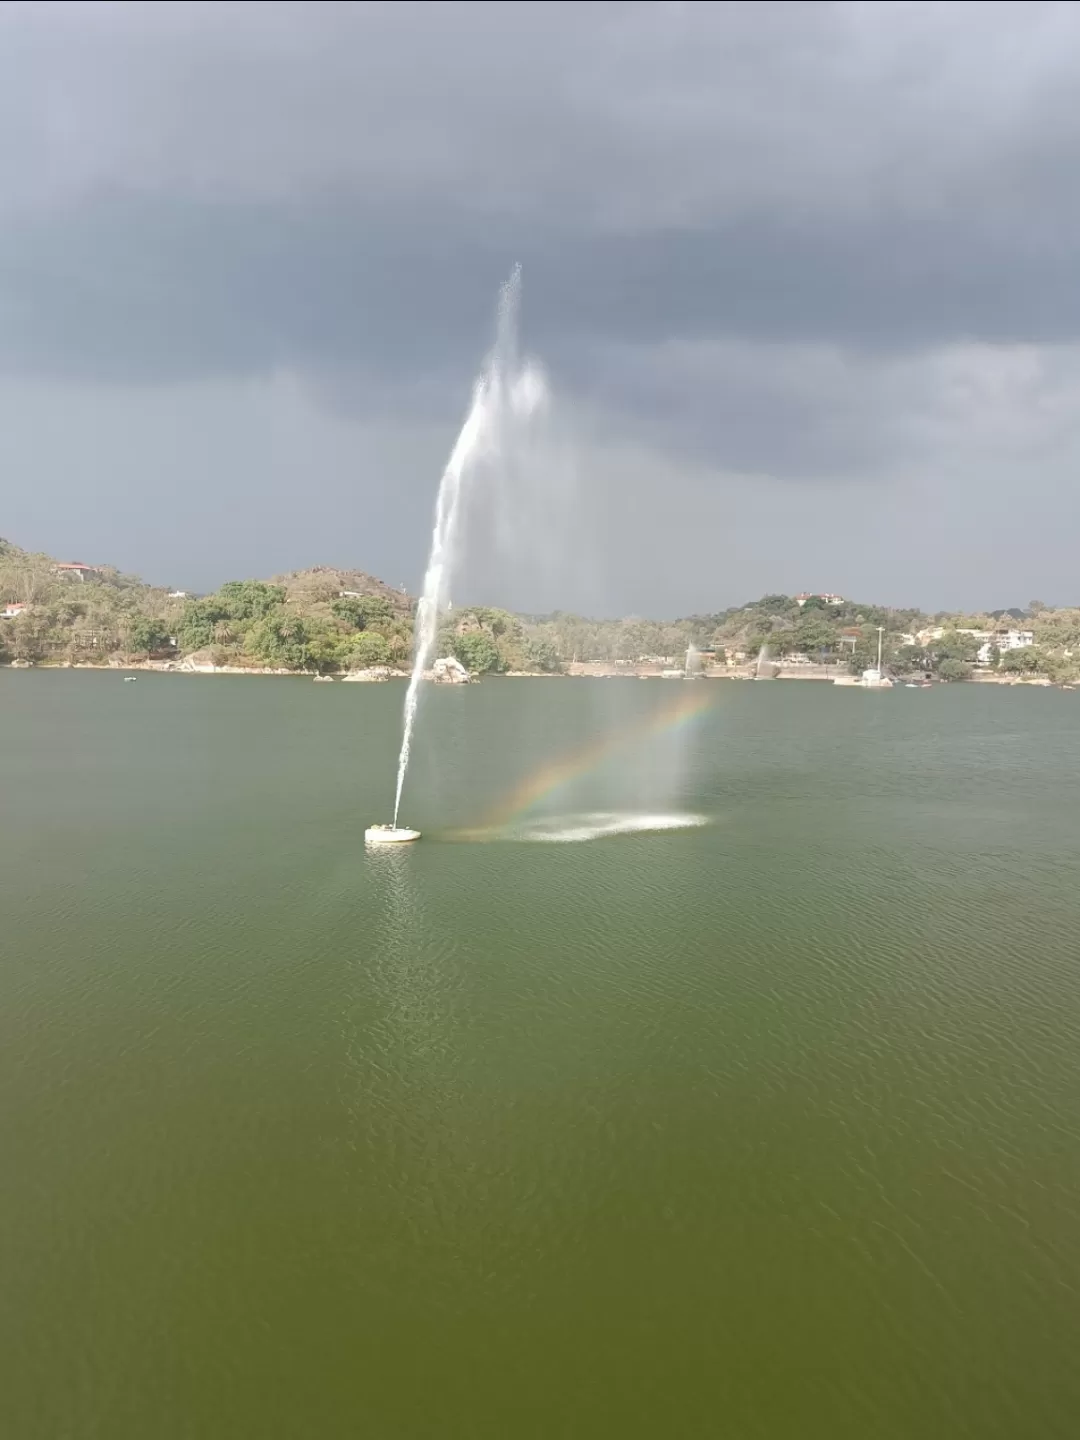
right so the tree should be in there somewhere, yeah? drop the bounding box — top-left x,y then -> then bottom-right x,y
177,598 -> 220,652
793,613 -> 837,654
743,629 -> 774,658
757,594 -> 795,616
125,616 -> 170,656
937,658 -> 973,681
453,632 -> 501,674
1041,651 -> 1075,683
347,632 -> 392,669
217,580 -> 286,621
524,635 -> 562,673
1000,647 -> 1039,674
244,614 -> 314,669
894,644 -> 929,674
933,630 -> 981,666
331,594 -> 394,630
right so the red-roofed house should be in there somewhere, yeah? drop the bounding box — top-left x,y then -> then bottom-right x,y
796,592 -> 845,607
1,602 -> 27,620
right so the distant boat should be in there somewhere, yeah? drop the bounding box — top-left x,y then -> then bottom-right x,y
124,676 -> 137,683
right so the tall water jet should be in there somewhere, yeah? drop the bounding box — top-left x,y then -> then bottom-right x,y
388,267 -> 547,830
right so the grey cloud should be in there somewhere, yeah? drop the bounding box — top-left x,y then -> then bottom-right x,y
3,1 -> 1080,609
4,2 -> 1077,227
4,1 -> 1080,390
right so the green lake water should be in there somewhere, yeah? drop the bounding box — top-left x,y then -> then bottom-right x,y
2,670 -> 1079,1438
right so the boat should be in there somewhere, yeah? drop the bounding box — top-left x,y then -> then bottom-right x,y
364,824 -> 421,845
124,676 -> 137,683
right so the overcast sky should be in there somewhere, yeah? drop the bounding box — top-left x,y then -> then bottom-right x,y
3,0 -> 1080,614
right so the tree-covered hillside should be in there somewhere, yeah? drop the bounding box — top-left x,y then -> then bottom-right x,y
2,537 -> 1076,680
0,541 -> 413,673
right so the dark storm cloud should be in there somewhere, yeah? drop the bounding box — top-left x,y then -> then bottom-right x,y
2,1 -> 1080,606
3,1 -> 1080,377
8,195 -> 1080,384
4,191 -> 1076,479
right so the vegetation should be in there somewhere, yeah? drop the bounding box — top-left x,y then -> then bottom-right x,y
3,535 -> 1079,682
0,541 -> 412,673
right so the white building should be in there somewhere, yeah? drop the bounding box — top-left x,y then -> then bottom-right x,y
977,631 -> 1034,665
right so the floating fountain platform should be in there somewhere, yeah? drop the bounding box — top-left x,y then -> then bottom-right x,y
365,824 -> 421,845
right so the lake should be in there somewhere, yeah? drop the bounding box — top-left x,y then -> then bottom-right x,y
2,670 -> 1079,1438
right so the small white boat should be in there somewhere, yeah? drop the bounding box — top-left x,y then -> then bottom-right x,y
364,824 -> 421,845
124,676 -> 137,683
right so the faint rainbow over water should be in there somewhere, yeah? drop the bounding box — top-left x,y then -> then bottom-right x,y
466,684 -> 717,836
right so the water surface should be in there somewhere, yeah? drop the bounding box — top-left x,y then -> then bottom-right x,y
2,671 -> 1079,1437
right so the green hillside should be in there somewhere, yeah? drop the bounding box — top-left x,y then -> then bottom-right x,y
2,537 -> 1077,680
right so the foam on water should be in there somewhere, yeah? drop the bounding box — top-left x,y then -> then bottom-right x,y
461,811 -> 709,844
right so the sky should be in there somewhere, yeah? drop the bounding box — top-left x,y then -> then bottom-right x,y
3,0 -> 1080,615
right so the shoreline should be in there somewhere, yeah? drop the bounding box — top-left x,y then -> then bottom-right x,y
1,660 -> 1067,688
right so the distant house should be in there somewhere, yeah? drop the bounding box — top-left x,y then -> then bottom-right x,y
53,562 -> 98,581
1000,629 -> 1034,651
977,630 -> 1034,665
796,592 -> 845,606
1,602 -> 27,620
167,590 -> 189,600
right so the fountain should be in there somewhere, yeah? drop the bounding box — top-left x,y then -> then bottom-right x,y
367,266 -> 547,845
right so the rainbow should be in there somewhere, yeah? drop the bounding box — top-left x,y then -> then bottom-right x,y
478,684 -> 717,831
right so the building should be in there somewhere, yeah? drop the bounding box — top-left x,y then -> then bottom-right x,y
53,562 -> 99,581
1,602 -> 27,620
977,631 -> 1034,665
167,590 -> 189,600
796,592 -> 845,607
999,629 -> 1034,651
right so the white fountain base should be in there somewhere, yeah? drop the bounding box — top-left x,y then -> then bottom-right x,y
365,825 -> 421,845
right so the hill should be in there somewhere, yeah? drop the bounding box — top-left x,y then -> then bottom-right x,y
2,537 -> 1078,680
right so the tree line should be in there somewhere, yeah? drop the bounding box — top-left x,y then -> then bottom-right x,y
2,539 -> 1077,681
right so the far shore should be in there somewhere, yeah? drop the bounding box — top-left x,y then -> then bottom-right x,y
1,659 -> 1069,688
